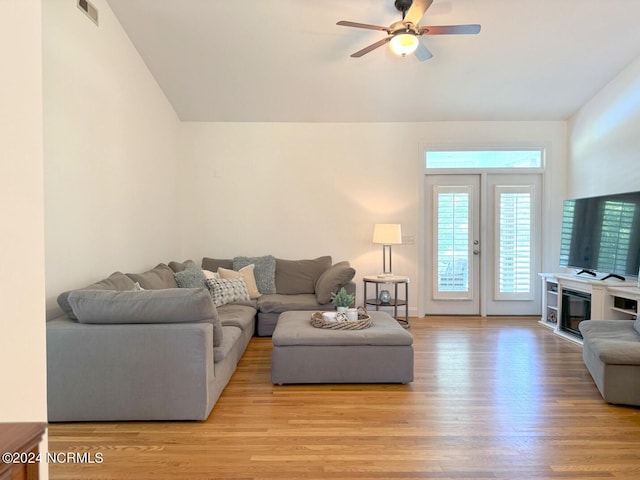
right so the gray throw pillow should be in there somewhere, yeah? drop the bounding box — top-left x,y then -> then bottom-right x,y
315,261 -> 356,304
67,287 -> 223,346
174,260 -> 207,289
233,255 -> 276,294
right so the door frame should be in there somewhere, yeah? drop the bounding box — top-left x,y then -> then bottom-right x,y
417,144 -> 547,317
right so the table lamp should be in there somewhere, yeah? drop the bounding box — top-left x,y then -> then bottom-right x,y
373,223 -> 402,277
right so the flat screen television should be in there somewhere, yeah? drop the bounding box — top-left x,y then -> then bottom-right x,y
559,190 -> 640,279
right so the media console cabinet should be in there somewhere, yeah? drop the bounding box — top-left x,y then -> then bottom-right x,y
539,273 -> 640,344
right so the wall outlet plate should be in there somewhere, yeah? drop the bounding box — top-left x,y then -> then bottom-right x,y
402,235 -> 415,245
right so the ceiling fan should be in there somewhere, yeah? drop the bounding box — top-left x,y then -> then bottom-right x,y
337,0 -> 481,61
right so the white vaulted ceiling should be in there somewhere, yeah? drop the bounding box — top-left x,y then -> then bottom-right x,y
106,0 -> 640,122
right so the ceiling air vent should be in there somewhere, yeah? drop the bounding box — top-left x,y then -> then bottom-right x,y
77,0 -> 98,26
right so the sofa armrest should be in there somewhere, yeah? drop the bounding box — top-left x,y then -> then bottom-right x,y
47,317 -> 215,421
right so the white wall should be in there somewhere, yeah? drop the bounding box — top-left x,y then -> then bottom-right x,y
0,0 -> 48,476
43,0 -> 183,318
568,53 -> 640,198
181,121 -> 567,312
0,0 -> 47,419
40,0 -> 590,322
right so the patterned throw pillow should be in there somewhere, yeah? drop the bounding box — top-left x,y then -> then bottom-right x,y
206,277 -> 250,306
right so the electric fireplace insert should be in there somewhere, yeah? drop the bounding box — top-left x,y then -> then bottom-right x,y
561,289 -> 591,338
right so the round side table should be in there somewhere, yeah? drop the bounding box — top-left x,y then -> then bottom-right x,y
363,275 -> 410,328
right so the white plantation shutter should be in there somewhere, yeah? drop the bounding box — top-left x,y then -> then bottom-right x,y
434,185 -> 472,299
495,186 -> 533,300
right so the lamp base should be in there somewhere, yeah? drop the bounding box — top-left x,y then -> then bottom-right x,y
377,273 -> 395,278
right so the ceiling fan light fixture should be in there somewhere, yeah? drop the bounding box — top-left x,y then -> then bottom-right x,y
390,32 -> 419,56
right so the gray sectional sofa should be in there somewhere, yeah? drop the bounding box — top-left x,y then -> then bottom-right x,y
47,256 -> 355,421
202,256 -> 356,336
579,318 -> 640,407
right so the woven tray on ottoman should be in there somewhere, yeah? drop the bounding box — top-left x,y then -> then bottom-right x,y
310,310 -> 372,330
271,310 -> 413,385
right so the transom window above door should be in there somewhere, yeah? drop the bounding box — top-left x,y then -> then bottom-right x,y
425,149 -> 544,170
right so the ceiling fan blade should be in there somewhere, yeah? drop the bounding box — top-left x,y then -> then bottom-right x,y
337,20 -> 389,32
350,37 -> 392,58
404,0 -> 434,27
419,24 -> 482,35
414,40 -> 433,61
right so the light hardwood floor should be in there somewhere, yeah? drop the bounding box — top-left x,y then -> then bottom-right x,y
48,317 -> 640,480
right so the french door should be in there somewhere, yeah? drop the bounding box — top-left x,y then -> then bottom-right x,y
424,174 -> 542,316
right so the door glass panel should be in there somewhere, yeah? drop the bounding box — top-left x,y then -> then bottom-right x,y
434,186 -> 471,298
496,186 -> 533,300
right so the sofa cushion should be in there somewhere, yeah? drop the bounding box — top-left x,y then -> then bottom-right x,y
315,261 -> 357,304
168,260 -> 192,273
206,277 -> 251,306
201,257 -> 234,272
214,326 -> 242,363
66,287 -> 224,346
217,303 -> 257,331
218,265 -> 261,299
174,260 -> 208,289
579,320 -> 640,365
126,263 -> 178,289
233,255 -> 276,294
57,271 -> 136,320
257,293 -> 325,314
275,256 -> 332,295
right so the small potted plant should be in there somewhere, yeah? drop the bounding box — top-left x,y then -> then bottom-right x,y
331,287 -> 355,313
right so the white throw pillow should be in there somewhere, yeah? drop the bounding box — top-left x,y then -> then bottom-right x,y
202,269 -> 219,280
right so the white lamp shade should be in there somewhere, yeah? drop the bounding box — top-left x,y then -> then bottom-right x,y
390,33 -> 419,56
373,224 -> 402,245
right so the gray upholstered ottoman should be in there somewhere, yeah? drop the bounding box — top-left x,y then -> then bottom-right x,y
271,310 -> 414,384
